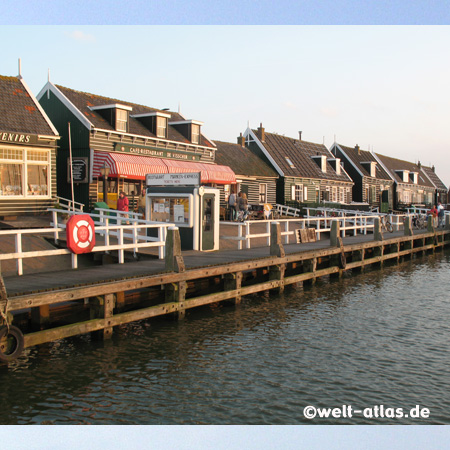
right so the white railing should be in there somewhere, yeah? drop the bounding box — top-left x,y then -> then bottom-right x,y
274,204 -> 302,217
222,214 -> 399,250
0,209 -> 174,276
54,196 -> 85,212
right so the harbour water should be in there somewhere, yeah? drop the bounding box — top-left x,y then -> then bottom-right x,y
1,250 -> 449,425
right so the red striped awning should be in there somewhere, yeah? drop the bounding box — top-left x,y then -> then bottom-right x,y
93,151 -> 236,184
93,152 -> 168,180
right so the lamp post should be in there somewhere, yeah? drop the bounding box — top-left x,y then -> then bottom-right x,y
100,163 -> 110,205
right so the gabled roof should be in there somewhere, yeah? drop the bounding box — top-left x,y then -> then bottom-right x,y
421,165 -> 447,191
375,153 -> 434,188
38,83 -> 214,148
213,140 -> 278,178
0,75 -> 58,137
333,143 -> 392,181
249,128 -> 352,183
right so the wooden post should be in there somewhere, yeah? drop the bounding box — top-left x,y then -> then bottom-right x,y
374,218 -> 383,241
404,216 -> 413,236
165,226 -> 185,273
303,257 -> 317,286
224,272 -> 243,305
270,222 -> 285,258
165,226 -> 186,320
353,249 -> 365,273
330,220 -> 340,247
427,215 -> 434,232
445,214 -> 450,230
90,293 -> 114,340
31,305 -> 50,331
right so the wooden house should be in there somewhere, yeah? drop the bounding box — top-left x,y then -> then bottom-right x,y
374,153 -> 435,210
420,164 -> 448,205
0,74 -> 59,218
243,125 -> 353,208
213,135 -> 278,210
37,83 -> 235,211
330,143 -> 395,212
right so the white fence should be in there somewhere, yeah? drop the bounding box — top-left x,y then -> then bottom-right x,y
222,213 -> 409,250
0,208 -> 174,276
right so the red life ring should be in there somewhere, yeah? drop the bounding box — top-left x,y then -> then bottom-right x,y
66,215 -> 96,254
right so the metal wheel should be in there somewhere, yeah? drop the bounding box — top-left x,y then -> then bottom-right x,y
386,221 -> 394,233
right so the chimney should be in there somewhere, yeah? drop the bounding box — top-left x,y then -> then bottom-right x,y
299,131 -> 302,141
355,144 -> 360,155
417,160 -> 422,169
237,133 -> 245,147
432,165 -> 435,172
257,123 -> 265,143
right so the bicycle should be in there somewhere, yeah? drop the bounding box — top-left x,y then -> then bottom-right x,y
380,215 -> 394,233
412,214 -> 426,230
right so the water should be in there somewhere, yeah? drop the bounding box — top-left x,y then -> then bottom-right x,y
1,251 -> 450,424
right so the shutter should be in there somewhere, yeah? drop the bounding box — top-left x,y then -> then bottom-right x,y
304,185 -> 308,201
291,185 -> 296,200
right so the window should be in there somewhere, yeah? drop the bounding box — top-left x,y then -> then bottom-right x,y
285,157 -> 295,168
191,124 -> 200,144
0,147 -> 50,197
332,186 -> 337,202
259,183 -> 267,203
116,109 -> 128,132
291,184 -> 307,202
339,187 -> 346,204
156,116 -> 167,138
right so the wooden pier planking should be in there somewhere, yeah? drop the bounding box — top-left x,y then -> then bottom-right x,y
1,225 -> 449,356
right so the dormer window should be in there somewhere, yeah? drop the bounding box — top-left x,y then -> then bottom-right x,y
116,109 -> 128,132
311,155 -> 327,173
156,116 -> 167,138
90,104 -> 132,133
410,172 -> 418,184
169,119 -> 203,145
395,170 -> 410,183
361,161 -> 377,177
130,111 -> 171,138
191,124 -> 200,144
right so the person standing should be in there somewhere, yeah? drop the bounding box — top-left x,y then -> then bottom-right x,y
228,190 -> 237,221
238,191 -> 249,221
117,191 -> 129,224
437,202 -> 445,228
428,204 -> 438,228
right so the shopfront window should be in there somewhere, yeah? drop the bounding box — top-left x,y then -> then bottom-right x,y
149,196 -> 192,226
0,147 -> 50,197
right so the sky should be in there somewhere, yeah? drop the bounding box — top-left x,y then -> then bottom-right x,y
2,25 -> 450,186
1,1 -> 450,448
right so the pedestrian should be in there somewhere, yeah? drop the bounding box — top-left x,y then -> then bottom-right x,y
228,190 -> 237,221
437,202 -> 445,228
117,191 -> 129,224
238,191 -> 249,221
428,204 -> 438,228
138,190 -> 146,217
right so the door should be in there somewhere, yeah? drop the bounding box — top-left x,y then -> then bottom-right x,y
201,193 -> 215,251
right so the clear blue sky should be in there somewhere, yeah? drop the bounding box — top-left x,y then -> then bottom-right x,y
2,0 -> 450,25
2,25 -> 450,185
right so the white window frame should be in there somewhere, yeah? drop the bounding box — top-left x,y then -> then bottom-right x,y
291,184 -> 307,202
156,116 -> 167,138
116,109 -> 128,132
0,145 -> 51,198
191,124 -> 200,144
259,183 -> 268,203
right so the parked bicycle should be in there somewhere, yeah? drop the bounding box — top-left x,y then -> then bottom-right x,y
412,214 -> 426,230
380,215 -> 394,233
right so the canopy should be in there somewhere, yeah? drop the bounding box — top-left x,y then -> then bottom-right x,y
92,151 -> 236,184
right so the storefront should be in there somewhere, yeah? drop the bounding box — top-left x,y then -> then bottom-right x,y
0,75 -> 59,217
37,82 -> 235,212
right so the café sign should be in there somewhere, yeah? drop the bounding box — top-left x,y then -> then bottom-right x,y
146,172 -> 200,186
115,143 -> 201,161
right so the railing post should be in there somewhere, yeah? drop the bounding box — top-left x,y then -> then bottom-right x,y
404,216 -> 413,236
245,222 -> 251,249
270,222 -> 285,258
374,217 -> 383,241
427,215 -> 434,232
15,233 -> 23,276
330,220 -> 340,247
165,226 -> 186,320
118,227 -> 124,264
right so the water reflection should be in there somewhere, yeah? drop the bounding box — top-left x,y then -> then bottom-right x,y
1,251 -> 450,424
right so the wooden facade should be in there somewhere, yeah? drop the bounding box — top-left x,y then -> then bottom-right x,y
37,83 -> 234,212
330,143 -> 395,211
0,75 -> 59,217
243,125 -> 354,208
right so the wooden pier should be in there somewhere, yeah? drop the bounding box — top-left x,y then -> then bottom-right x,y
1,217 -> 449,362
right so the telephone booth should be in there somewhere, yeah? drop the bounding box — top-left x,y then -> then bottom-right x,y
145,173 -> 220,251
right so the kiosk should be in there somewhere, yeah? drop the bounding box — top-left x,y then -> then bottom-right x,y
145,173 -> 220,251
